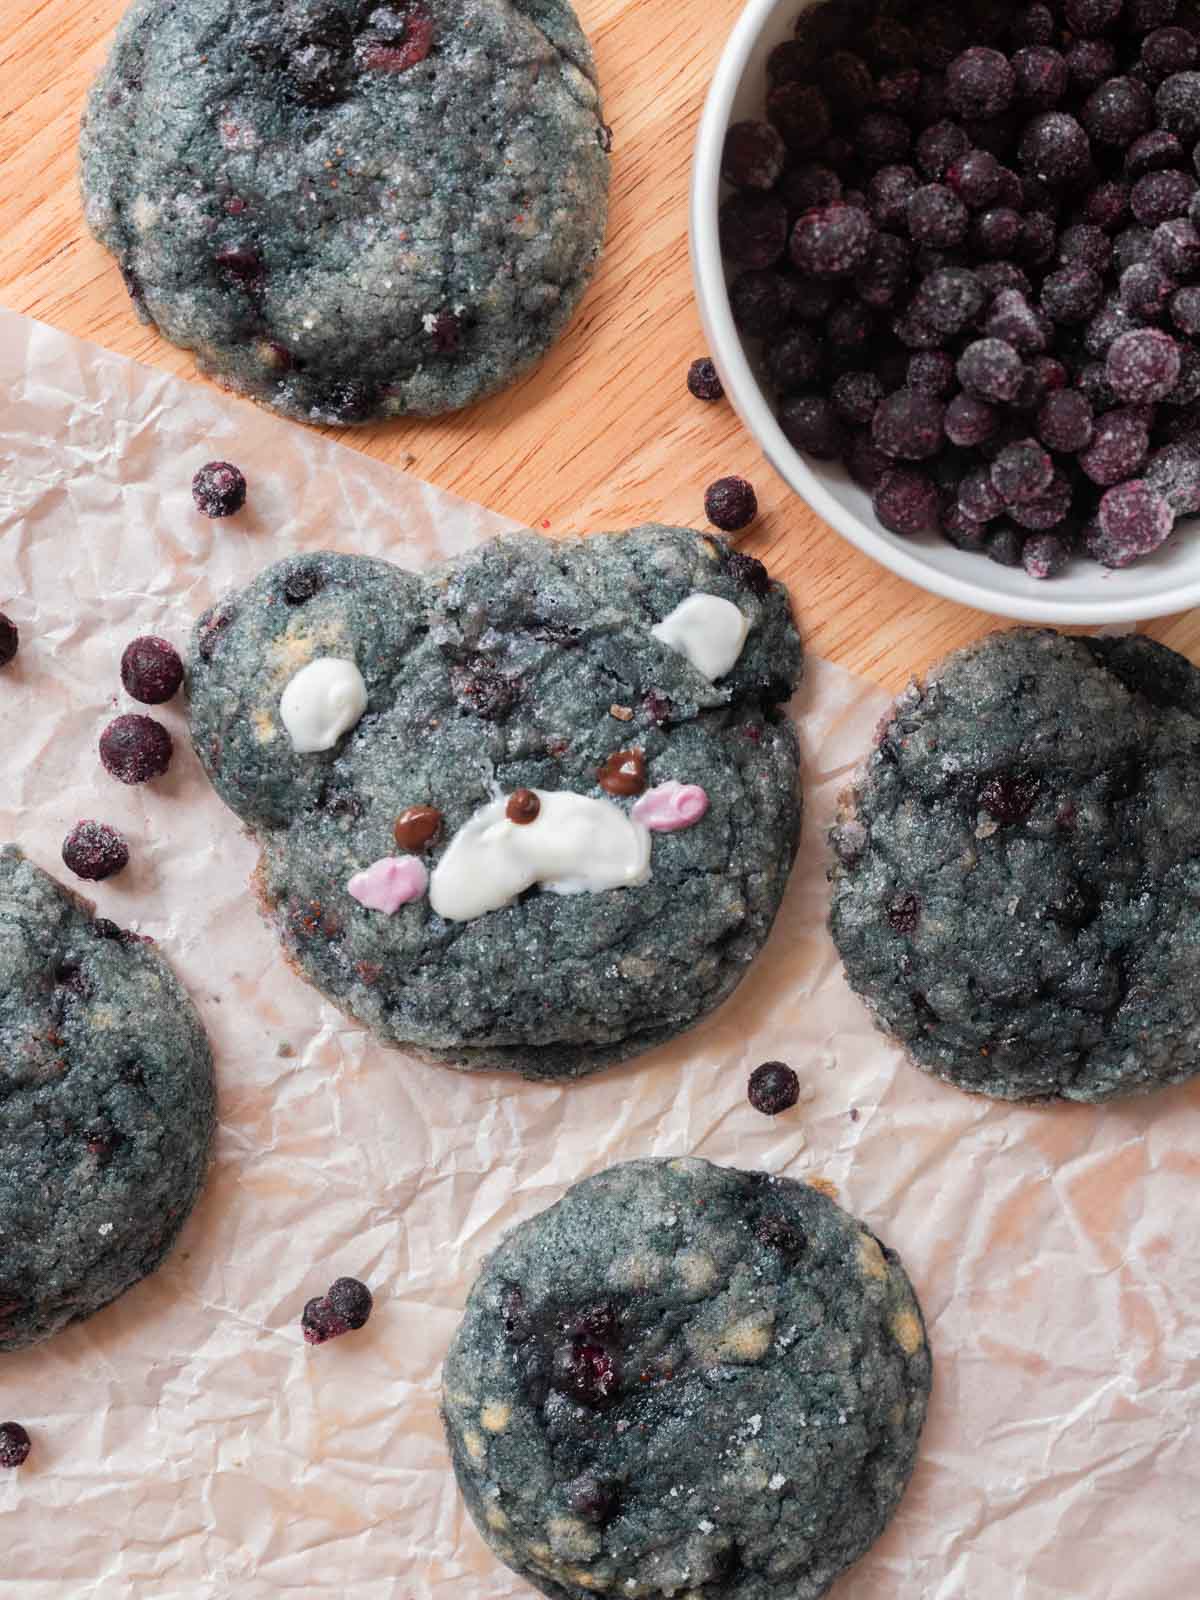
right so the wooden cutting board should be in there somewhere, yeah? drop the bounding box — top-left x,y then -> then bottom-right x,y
3,0 -> 1199,688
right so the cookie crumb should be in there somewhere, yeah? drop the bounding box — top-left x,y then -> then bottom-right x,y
609,703 -> 634,722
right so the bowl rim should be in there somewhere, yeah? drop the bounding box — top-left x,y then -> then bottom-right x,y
688,0 -> 1200,626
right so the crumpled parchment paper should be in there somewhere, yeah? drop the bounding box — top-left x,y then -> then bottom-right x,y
1,308 -> 1198,1599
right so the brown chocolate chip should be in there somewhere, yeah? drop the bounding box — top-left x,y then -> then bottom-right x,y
393,804 -> 442,851
506,789 -> 541,825
597,749 -> 647,797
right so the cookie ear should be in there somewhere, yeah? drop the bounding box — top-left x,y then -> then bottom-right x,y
187,553 -> 425,829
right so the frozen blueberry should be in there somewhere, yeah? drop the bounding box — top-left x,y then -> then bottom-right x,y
779,394 -> 846,459
0,614 -> 17,669
1058,226 -> 1113,276
747,1060 -> 800,1115
687,358 -> 724,403
912,268 -> 986,336
986,289 -> 1048,353
1171,284 -> 1200,334
1019,212 -> 1059,268
832,371 -> 885,426
1008,470 -> 1074,530
61,821 -> 130,882
704,477 -> 758,534
846,429 -> 893,489
1080,407 -> 1152,482
857,111 -> 913,168
985,523 -> 1026,566
1127,0 -> 1181,26
972,207 -> 1024,258
1156,72 -> 1200,139
722,120 -> 788,190
941,502 -> 991,550
1013,3 -> 1056,46
1146,439 -> 1200,513
1119,259 -> 1177,318
120,635 -> 184,705
565,1474 -> 621,1527
907,353 -> 956,397
822,50 -> 877,116
959,465 -> 1006,522
1064,0 -> 1124,33
945,149 -> 1003,209
1095,480 -> 1175,565
945,392 -> 999,447
1152,219 -> 1200,278
1143,27 -> 1199,82
1082,77 -> 1154,147
827,300 -> 876,353
1012,47 -> 1069,109
1037,390 -> 1095,453
1132,170 -> 1198,228
907,184 -> 969,247
767,82 -> 833,152
916,119 -> 973,181
790,203 -> 876,278
191,461 -> 246,518
1106,328 -> 1182,401
0,1423 -> 31,1470
873,469 -> 941,535
991,439 -> 1054,504
729,271 -> 788,337
1042,266 -> 1105,325
946,48 -> 1016,119
99,714 -> 173,785
1022,532 -> 1072,578
872,389 -> 946,460
853,232 -> 914,308
1114,225 -> 1158,275
766,329 -> 825,393
1086,179 -> 1130,230
866,165 -> 921,230
1019,113 -> 1090,186
780,162 -> 843,216
958,338 -> 1025,402
719,192 -> 789,269
1067,39 -> 1119,93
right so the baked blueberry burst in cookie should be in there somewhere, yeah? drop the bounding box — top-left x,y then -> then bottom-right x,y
79,0 -> 610,423
187,528 -> 803,1078
0,848 -> 215,1352
442,1158 -> 931,1600
831,628 -> 1200,1103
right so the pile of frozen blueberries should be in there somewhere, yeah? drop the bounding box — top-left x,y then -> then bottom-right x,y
719,0 -> 1200,576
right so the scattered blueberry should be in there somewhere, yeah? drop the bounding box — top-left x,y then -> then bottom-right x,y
120,636 -> 183,705
725,550 -> 772,596
302,1276 -> 374,1345
453,663 -> 518,721
687,358 -> 724,403
0,1423 -> 31,1469
704,477 -> 758,534
99,715 -> 173,785
0,614 -> 17,669
565,1474 -> 621,1526
747,1060 -> 801,1115
62,821 -> 130,882
283,565 -> 325,605
981,773 -> 1039,823
191,460 -> 247,518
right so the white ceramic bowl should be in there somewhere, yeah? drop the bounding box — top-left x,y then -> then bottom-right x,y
689,0 -> 1200,625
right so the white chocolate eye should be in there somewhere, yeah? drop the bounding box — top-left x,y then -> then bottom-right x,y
279,657 -> 368,753
650,594 -> 751,681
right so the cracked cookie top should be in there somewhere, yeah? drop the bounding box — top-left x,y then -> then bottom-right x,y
442,1157 -> 930,1600
80,0 -> 610,423
831,627 -> 1200,1103
186,527 -> 804,1078
0,848 -> 215,1352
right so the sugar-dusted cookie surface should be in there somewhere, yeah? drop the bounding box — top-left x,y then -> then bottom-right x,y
442,1157 -> 931,1599
0,848 -> 215,1352
80,0 -> 610,422
831,628 -> 1200,1102
187,527 -> 804,1078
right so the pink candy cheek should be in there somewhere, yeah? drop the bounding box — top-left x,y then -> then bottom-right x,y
347,857 -> 429,913
633,782 -> 710,832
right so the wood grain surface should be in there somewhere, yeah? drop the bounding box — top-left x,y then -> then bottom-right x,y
3,0 -> 1200,688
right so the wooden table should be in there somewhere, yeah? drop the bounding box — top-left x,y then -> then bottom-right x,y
4,0 -> 1199,689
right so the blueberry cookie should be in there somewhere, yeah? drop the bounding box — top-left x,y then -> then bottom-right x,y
79,0 -> 610,423
831,628 -> 1200,1103
0,848 -> 215,1352
442,1157 -> 931,1600
186,527 -> 803,1078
